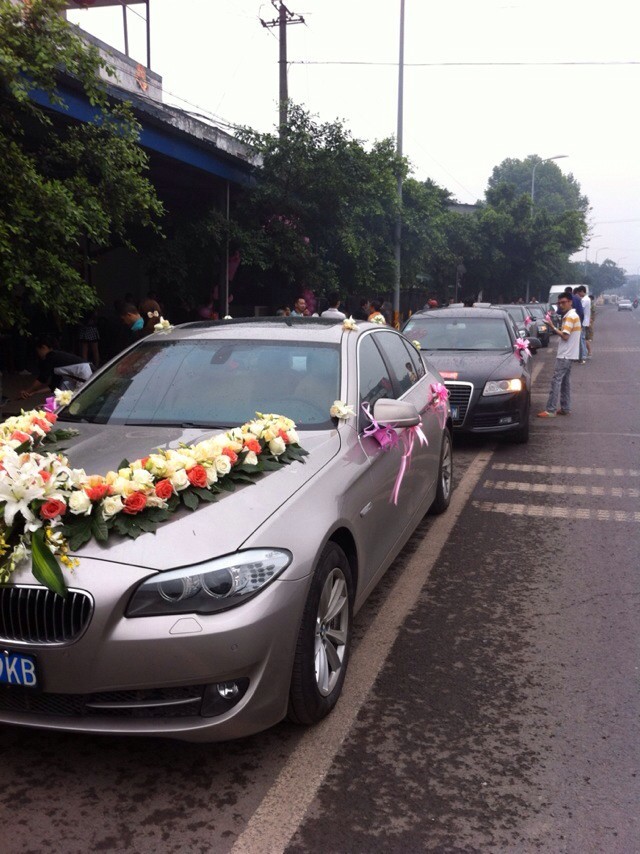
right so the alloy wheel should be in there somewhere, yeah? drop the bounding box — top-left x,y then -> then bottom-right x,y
314,568 -> 349,697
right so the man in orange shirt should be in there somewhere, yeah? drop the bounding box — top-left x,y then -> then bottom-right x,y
538,292 -> 581,418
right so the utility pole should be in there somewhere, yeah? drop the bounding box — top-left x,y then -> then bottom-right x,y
260,1 -> 305,132
393,0 -> 405,329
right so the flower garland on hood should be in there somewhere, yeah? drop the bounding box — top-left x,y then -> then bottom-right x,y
0,393 -> 306,597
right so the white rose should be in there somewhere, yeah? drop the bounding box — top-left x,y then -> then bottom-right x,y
131,469 -> 154,488
269,436 -> 286,456
68,491 -> 92,516
102,495 -> 124,517
214,455 -> 232,476
110,476 -> 132,496
170,469 -> 189,491
118,467 -> 132,480
243,451 -> 259,466
146,454 -> 167,476
249,422 -> 263,437
286,429 -> 299,445
144,493 -> 168,509
206,467 -> 219,486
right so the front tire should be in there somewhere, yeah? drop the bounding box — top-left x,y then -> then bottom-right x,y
509,396 -> 530,444
288,542 -> 353,725
429,428 -> 453,515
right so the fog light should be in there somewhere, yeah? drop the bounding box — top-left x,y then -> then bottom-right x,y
201,678 -> 249,717
498,416 -> 513,425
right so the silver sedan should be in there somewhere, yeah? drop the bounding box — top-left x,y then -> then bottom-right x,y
0,318 -> 452,741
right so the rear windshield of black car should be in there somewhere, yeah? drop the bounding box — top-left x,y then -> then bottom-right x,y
60,339 -> 340,429
403,317 -> 513,351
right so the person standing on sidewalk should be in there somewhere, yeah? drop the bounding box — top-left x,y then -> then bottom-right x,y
538,292 -> 581,418
574,285 -> 592,361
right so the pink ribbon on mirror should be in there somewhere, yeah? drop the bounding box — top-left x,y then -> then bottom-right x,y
44,396 -> 57,413
360,402 -> 399,451
390,424 -> 428,505
514,338 -> 531,362
525,315 -> 532,325
429,382 -> 449,429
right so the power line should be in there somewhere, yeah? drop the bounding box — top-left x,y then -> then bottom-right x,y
260,1 -> 305,130
289,59 -> 640,67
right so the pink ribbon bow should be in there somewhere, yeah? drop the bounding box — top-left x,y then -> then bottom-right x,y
390,424 -> 428,505
429,382 -> 449,429
545,311 -> 553,323
514,337 -> 531,362
44,396 -> 57,413
361,403 -> 400,451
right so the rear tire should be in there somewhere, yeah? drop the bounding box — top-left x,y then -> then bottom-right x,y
429,428 -> 453,515
288,542 -> 353,725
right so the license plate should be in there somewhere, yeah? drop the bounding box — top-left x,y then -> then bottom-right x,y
450,405 -> 459,421
0,650 -> 38,688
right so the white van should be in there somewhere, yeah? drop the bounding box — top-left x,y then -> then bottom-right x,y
547,284 -> 589,309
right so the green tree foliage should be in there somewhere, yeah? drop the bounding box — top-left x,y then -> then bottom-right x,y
570,259 -> 626,295
488,156 -> 589,217
235,105 -> 405,300
0,0 -> 163,330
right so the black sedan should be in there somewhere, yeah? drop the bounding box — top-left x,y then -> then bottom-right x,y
403,307 -> 539,443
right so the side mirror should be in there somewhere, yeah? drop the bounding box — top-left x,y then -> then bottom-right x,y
527,337 -> 542,351
518,328 -> 527,338
373,398 -> 421,428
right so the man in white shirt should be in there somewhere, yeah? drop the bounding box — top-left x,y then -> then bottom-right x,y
538,292 -> 582,418
574,285 -> 591,360
321,293 -> 346,320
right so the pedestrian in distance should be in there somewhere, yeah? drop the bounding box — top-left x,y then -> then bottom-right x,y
77,309 -> 100,367
367,299 -> 386,324
20,336 -> 85,399
574,285 -> 591,362
538,292 -> 581,418
291,297 -> 308,317
321,292 -> 346,320
353,298 -> 369,320
564,286 -> 584,323
119,303 -> 147,341
139,297 -> 163,335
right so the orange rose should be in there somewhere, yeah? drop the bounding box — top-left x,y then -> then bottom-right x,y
222,447 -> 238,464
278,429 -> 290,444
85,483 -> 110,502
32,417 -> 51,433
187,465 -> 208,488
123,491 -> 147,515
244,438 -> 261,454
40,470 -> 51,482
44,411 -> 58,424
155,479 -> 173,500
10,430 -> 31,443
40,499 -> 67,520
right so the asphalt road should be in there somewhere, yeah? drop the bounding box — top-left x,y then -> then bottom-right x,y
1,304 -> 638,853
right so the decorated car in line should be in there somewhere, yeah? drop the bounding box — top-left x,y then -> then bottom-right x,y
403,307 -> 539,443
0,317 -> 452,742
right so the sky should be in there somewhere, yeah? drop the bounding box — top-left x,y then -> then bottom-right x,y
67,0 -> 640,276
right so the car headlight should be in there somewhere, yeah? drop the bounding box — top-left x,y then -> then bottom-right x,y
483,378 -> 523,396
126,549 -> 292,617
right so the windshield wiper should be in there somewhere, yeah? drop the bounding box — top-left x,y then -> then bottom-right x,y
123,420 -> 231,429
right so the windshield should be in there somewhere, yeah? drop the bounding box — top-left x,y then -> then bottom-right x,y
61,339 -> 340,429
403,317 -> 512,351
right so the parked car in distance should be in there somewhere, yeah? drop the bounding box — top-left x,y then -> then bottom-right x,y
403,307 -> 539,443
524,305 -> 550,347
618,299 -> 633,311
490,305 -> 536,343
0,317 -> 453,742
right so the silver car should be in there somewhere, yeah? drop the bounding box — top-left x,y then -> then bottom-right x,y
0,318 -> 452,741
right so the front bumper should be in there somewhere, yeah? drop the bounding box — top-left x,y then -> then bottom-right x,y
0,558 -> 310,742
452,388 -> 528,434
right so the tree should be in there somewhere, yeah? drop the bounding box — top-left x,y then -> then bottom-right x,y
0,0 -> 163,331
487,156 -> 589,217
234,105 -> 404,303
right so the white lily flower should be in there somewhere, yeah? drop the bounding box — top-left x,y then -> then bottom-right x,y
330,400 -> 356,420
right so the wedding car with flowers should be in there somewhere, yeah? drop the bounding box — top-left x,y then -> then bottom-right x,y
0,317 -> 452,741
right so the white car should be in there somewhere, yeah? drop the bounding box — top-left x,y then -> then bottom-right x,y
618,300 -> 633,311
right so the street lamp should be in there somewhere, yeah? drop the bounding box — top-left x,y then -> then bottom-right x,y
595,247 -> 611,264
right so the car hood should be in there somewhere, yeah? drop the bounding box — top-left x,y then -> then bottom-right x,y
422,350 -> 523,383
55,422 -> 341,570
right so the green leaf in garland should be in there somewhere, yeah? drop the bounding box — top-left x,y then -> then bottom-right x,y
31,528 -> 67,598
217,478 -> 236,493
192,487 -> 217,502
260,459 -> 283,471
91,509 -> 109,542
134,516 -> 160,534
182,490 -> 199,511
117,458 -> 130,470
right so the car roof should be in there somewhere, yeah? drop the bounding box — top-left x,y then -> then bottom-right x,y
147,316 -> 370,345
407,307 -> 510,320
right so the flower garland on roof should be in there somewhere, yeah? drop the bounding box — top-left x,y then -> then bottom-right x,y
0,392 -> 306,598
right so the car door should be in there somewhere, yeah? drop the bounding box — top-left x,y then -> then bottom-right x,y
354,332 -> 413,590
372,330 -> 440,516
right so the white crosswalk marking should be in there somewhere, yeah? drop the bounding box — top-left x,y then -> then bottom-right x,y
483,480 -> 640,499
491,463 -> 640,477
473,501 -> 640,524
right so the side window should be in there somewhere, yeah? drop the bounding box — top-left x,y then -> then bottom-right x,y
358,334 -> 394,413
401,337 -> 425,381
374,331 -> 416,396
